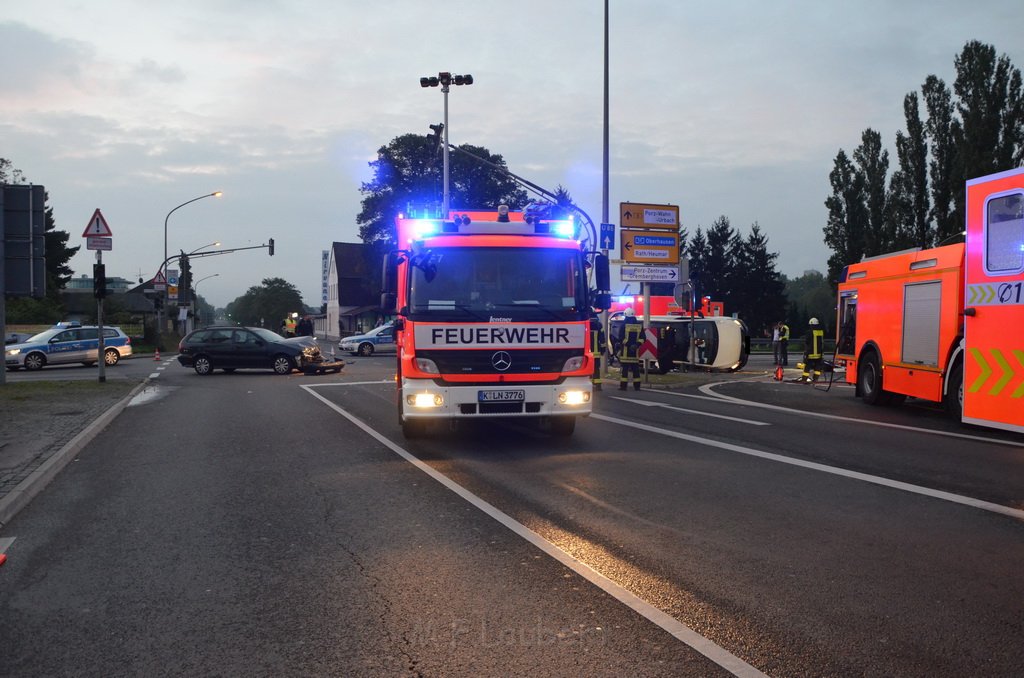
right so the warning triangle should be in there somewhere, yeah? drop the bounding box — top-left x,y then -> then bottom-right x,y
82,208 -> 113,237
153,270 -> 167,284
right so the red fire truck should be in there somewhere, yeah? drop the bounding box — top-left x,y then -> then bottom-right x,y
381,206 -> 610,438
836,167 -> 1024,433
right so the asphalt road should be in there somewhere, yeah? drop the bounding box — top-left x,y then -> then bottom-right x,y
1,354 -> 1022,676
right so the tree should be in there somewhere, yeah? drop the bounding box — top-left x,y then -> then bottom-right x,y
823,150 -> 868,284
224,277 -> 305,328
888,93 -> 931,249
735,223 -> 787,336
357,133 -> 528,247
921,75 -> 961,244
853,129 -> 890,255
783,270 -> 834,334
703,216 -> 736,302
684,227 -> 709,305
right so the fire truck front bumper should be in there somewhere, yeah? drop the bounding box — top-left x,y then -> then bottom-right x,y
400,377 -> 593,419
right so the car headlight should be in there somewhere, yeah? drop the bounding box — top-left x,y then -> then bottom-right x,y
562,356 -> 584,372
6,348 -> 21,357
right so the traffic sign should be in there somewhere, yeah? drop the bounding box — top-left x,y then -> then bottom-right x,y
621,230 -> 679,264
639,328 -> 658,361
86,236 -> 112,251
620,202 -> 679,230
82,208 -> 113,237
621,265 -> 680,282
599,223 -> 616,250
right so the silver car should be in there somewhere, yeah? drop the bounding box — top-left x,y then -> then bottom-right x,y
5,326 -> 133,371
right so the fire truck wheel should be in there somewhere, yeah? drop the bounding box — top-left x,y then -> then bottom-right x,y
547,416 -> 576,437
943,361 -> 964,419
859,352 -> 884,405
398,400 -> 428,438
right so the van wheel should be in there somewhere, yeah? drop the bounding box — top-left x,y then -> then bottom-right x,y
944,361 -> 964,420
859,352 -> 884,405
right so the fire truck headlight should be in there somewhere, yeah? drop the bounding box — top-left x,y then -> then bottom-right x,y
558,390 -> 590,406
408,393 -> 443,408
562,356 -> 584,372
414,358 -> 440,374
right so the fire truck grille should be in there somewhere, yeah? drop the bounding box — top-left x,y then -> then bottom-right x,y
420,349 -> 580,375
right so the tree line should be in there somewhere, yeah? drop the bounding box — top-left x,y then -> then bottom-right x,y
823,41 -> 1024,283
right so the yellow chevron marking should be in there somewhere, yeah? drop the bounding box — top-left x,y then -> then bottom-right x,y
968,348 -> 990,393
989,349 -> 1013,396
1012,350 -> 1024,399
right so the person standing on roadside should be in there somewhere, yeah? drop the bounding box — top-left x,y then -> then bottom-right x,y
778,319 -> 790,366
618,308 -> 643,391
771,322 -> 782,365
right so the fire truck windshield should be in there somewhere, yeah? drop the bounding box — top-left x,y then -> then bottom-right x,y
408,246 -> 586,321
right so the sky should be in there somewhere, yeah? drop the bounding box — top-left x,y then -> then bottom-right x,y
2,1 -> 1023,308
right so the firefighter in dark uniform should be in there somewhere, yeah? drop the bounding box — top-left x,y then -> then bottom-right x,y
590,316 -> 605,391
618,308 -> 643,391
801,317 -> 825,383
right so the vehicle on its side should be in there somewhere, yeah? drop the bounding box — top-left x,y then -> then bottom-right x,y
5,326 -> 132,371
177,326 -> 323,375
608,313 -> 749,372
339,323 -> 395,356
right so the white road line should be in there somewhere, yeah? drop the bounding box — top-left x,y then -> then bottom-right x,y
148,372 -> 160,379
609,396 -> 769,426
692,381 -> 1024,448
0,536 -> 15,552
313,380 -> 393,387
590,412 -> 1024,522
301,383 -> 767,678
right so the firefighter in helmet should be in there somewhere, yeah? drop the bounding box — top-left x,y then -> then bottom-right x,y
617,308 -> 643,391
590,315 -> 605,391
801,317 -> 825,383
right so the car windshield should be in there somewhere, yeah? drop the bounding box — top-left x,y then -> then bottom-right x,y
408,246 -> 586,321
250,327 -> 284,343
25,329 -> 61,343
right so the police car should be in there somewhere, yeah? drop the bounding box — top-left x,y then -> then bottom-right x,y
339,323 -> 395,356
5,325 -> 133,371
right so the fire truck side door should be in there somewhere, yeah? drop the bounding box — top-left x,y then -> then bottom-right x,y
963,167 -> 1024,433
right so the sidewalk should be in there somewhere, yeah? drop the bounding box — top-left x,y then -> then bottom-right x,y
0,378 -> 146,528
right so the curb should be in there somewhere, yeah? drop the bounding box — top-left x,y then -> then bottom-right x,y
0,378 -> 150,529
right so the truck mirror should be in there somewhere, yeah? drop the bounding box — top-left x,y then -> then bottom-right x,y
595,253 -> 610,292
594,291 -> 612,311
381,253 -> 399,313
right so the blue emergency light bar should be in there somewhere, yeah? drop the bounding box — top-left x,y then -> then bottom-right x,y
398,215 -> 577,242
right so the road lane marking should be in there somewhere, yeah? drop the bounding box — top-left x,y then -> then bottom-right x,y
692,381 -> 1024,448
610,396 -> 769,426
302,383 -> 767,678
590,412 -> 1024,522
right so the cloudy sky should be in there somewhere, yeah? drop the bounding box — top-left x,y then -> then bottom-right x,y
3,1 -> 1022,307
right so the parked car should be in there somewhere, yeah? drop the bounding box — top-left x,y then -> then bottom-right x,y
177,326 -> 324,375
339,323 -> 395,356
5,326 -> 132,371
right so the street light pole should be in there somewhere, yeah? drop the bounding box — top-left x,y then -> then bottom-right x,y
159,191 -> 221,348
193,273 -> 219,328
420,72 -> 473,217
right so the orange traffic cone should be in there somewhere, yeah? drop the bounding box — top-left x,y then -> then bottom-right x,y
774,365 -> 784,381
154,348 -> 161,361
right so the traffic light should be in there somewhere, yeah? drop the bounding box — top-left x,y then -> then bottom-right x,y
179,254 -> 191,304
428,123 -> 444,154
153,294 -> 163,311
268,238 -> 275,256
93,263 -> 106,299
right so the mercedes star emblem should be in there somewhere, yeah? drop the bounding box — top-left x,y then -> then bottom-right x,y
491,351 -> 512,371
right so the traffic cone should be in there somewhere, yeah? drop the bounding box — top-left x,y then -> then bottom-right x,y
154,347 -> 161,361
774,365 -> 784,381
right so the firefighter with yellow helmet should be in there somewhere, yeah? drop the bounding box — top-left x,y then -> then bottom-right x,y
617,308 -> 643,391
801,317 -> 825,383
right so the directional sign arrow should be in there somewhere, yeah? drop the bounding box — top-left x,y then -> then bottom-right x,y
624,242 -> 632,252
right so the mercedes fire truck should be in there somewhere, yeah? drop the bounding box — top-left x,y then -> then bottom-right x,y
382,206 -> 610,438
